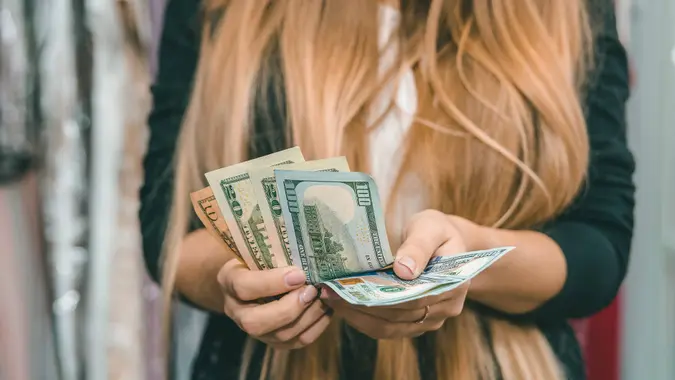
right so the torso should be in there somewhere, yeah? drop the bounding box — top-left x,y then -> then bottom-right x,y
189,6 -> 587,380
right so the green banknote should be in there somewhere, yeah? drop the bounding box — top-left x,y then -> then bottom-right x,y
204,147 -> 305,270
420,246 -> 514,281
248,157 -> 351,267
321,247 -> 514,306
275,170 -> 394,284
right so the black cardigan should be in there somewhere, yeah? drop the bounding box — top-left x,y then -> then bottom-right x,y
139,1 -> 635,379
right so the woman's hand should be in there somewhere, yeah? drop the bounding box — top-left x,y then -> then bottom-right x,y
322,282 -> 469,339
217,259 -> 332,349
323,209 -> 479,339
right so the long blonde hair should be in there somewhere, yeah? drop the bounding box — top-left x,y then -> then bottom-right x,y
162,0 -> 593,379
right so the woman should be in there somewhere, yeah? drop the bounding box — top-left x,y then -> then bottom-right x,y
140,0 -> 635,379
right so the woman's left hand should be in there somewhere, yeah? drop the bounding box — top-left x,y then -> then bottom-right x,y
321,210 -> 480,339
321,282 -> 469,339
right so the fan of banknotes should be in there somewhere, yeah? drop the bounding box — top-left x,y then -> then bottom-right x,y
190,147 -> 513,306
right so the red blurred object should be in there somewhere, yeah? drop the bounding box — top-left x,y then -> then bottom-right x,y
570,293 -> 622,380
585,293 -> 622,380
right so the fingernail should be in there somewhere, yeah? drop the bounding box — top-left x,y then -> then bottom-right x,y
320,288 -> 338,300
397,256 -> 417,276
300,286 -> 318,304
285,270 -> 307,287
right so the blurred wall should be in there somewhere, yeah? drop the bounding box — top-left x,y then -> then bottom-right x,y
622,0 -> 675,379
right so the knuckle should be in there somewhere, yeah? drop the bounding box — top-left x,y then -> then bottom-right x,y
218,260 -> 242,288
231,279 -> 252,301
297,332 -> 317,347
278,305 -> 300,326
450,302 -> 465,317
222,298 -> 234,318
399,311 -> 419,323
427,320 -> 446,332
274,329 -> 295,343
238,313 -> 263,337
216,264 -> 231,288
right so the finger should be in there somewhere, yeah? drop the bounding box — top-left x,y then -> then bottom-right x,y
333,305 -> 413,340
320,281 -> 467,313
292,313 -> 332,348
354,305 -> 429,324
373,283 -> 466,310
219,260 -> 308,301
268,314 -> 333,350
394,210 -> 454,279
434,234 -> 468,257
320,286 -> 447,312
362,294 -> 468,323
324,289 -> 451,323
235,285 -> 318,337
387,281 -> 471,310
268,300 -> 331,343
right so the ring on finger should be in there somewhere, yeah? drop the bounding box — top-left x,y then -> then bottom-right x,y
415,305 -> 431,324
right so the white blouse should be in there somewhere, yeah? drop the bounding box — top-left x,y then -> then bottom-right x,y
368,5 -> 425,241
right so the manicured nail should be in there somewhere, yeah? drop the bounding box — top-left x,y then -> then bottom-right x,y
300,286 -> 318,304
285,270 -> 307,287
320,288 -> 338,300
397,256 -> 417,276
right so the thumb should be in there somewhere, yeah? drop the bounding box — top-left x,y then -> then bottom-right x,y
394,242 -> 430,280
394,211 -> 452,280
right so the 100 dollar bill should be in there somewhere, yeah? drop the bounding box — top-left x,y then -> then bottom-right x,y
322,247 -> 513,306
205,147 -> 305,270
248,157 -> 351,267
275,170 -> 393,284
421,246 -> 513,281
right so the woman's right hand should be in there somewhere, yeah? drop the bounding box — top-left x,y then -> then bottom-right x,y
217,259 -> 332,350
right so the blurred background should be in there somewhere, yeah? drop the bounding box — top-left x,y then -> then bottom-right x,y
0,0 -> 673,379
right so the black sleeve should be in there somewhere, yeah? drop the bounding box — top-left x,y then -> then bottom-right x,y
139,0 -> 202,283
521,5 -> 635,322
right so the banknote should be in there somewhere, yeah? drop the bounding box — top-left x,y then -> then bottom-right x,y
321,247 -> 513,306
205,147 -> 305,270
275,170 -> 393,284
322,270 -> 463,306
248,157 -> 351,267
420,246 -> 514,281
189,186 -> 240,258
366,246 -> 515,305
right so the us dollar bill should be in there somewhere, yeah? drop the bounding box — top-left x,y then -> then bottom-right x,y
420,246 -> 514,281
321,247 -> 513,306
275,170 -> 393,284
322,270 -> 464,306
190,186 -> 240,258
248,157 -> 351,267
205,147 -> 305,270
